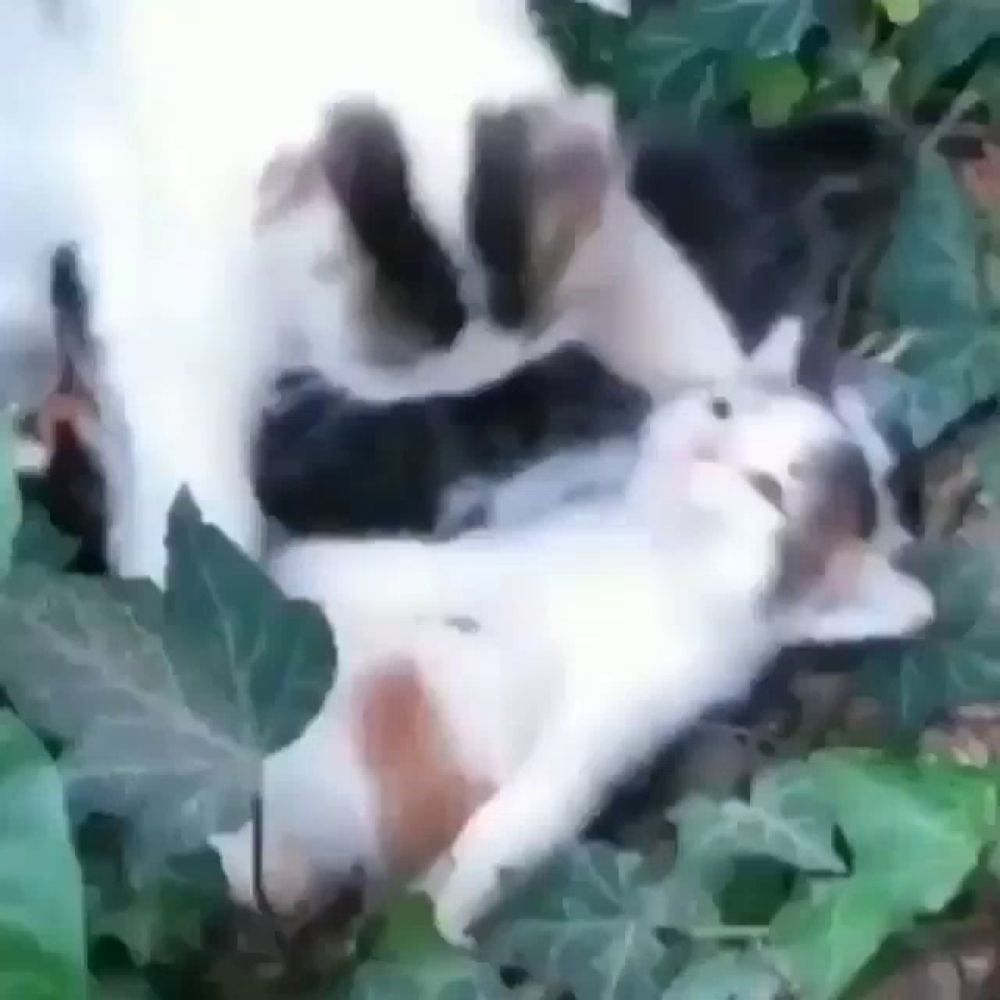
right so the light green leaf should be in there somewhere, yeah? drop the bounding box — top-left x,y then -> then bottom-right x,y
898,0 -> 1000,104
480,843 -> 679,1000
876,152 -> 999,445
879,0 -> 921,27
746,57 -> 809,125
770,750 -> 998,999
350,895 -> 512,999
0,490 -> 335,860
0,412 -> 22,577
664,950 -> 784,999
0,711 -> 86,1000
653,762 -> 843,936
862,539 -> 1000,732
860,55 -> 901,106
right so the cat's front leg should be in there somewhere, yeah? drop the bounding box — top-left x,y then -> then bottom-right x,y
432,693 -> 667,946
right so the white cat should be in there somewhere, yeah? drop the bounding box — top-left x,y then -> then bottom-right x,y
210,326 -> 933,944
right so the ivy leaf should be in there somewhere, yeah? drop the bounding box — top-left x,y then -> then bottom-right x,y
0,412 -> 21,576
876,152 -> 999,445
0,490 -> 335,860
0,711 -> 86,1000
479,843 -> 680,1000
668,0 -> 821,58
745,56 -> 809,125
879,0 -> 921,27
349,895 -> 511,999
860,55 -> 902,107
897,0 -> 1000,104
770,750 -> 997,999
12,502 -> 78,571
863,539 -> 1000,732
655,762 -> 843,933
624,15 -> 737,123
86,849 -> 227,965
663,950 -> 784,999
624,0 -> 820,121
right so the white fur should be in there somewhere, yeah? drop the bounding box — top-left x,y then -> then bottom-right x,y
211,337 -> 934,943
0,1 -> 569,582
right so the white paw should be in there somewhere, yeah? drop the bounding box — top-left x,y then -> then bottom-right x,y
431,845 -> 500,948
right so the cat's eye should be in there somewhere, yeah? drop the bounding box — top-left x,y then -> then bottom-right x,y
710,397 -> 732,419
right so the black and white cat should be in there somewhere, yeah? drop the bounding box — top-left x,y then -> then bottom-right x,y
212,324 -> 934,943
253,109 -> 918,548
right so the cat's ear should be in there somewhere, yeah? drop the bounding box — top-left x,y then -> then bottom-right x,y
746,316 -> 805,386
528,91 -> 618,254
778,544 -> 934,645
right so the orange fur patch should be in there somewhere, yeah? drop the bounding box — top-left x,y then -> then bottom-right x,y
353,659 -> 493,879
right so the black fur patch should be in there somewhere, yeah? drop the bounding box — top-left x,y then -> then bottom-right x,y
467,108 -> 533,329
322,104 -> 466,346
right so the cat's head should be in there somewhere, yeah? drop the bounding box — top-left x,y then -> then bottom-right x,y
636,317 -> 934,646
255,88 -> 619,372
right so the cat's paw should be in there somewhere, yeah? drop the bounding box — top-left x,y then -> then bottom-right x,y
431,854 -> 498,948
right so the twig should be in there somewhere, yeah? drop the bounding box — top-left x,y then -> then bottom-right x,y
251,790 -> 292,961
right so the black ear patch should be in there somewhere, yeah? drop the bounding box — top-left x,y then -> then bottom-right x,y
772,440 -> 877,603
322,103 -> 466,346
468,108 -> 533,329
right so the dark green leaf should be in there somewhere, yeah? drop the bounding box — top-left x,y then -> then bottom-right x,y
0,711 -> 86,1000
668,0 -> 821,58
876,153 -> 999,444
897,0 -> 1000,104
350,895 -> 512,999
480,842 -> 679,1000
863,539 -> 1000,732
0,491 -> 335,859
624,15 -> 737,123
0,413 -> 21,576
87,849 -> 227,965
12,502 -> 78,571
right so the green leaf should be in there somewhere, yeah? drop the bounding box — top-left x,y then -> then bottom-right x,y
879,0 -> 921,27
86,849 -> 227,965
769,750 -> 997,999
654,762 -> 843,935
623,0 -> 821,121
350,895 -> 511,999
876,152 -> 999,445
863,540 -> 1000,732
12,502 -> 78,571
669,0 -> 821,58
0,412 -> 22,576
0,711 -> 86,1000
897,0 -> 1000,104
624,16 -> 737,123
0,490 -> 336,860
860,55 -> 901,106
480,843 -> 679,1000
745,57 -> 809,125
663,950 -> 784,999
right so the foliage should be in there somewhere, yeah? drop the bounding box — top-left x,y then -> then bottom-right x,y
0,1 -> 996,999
